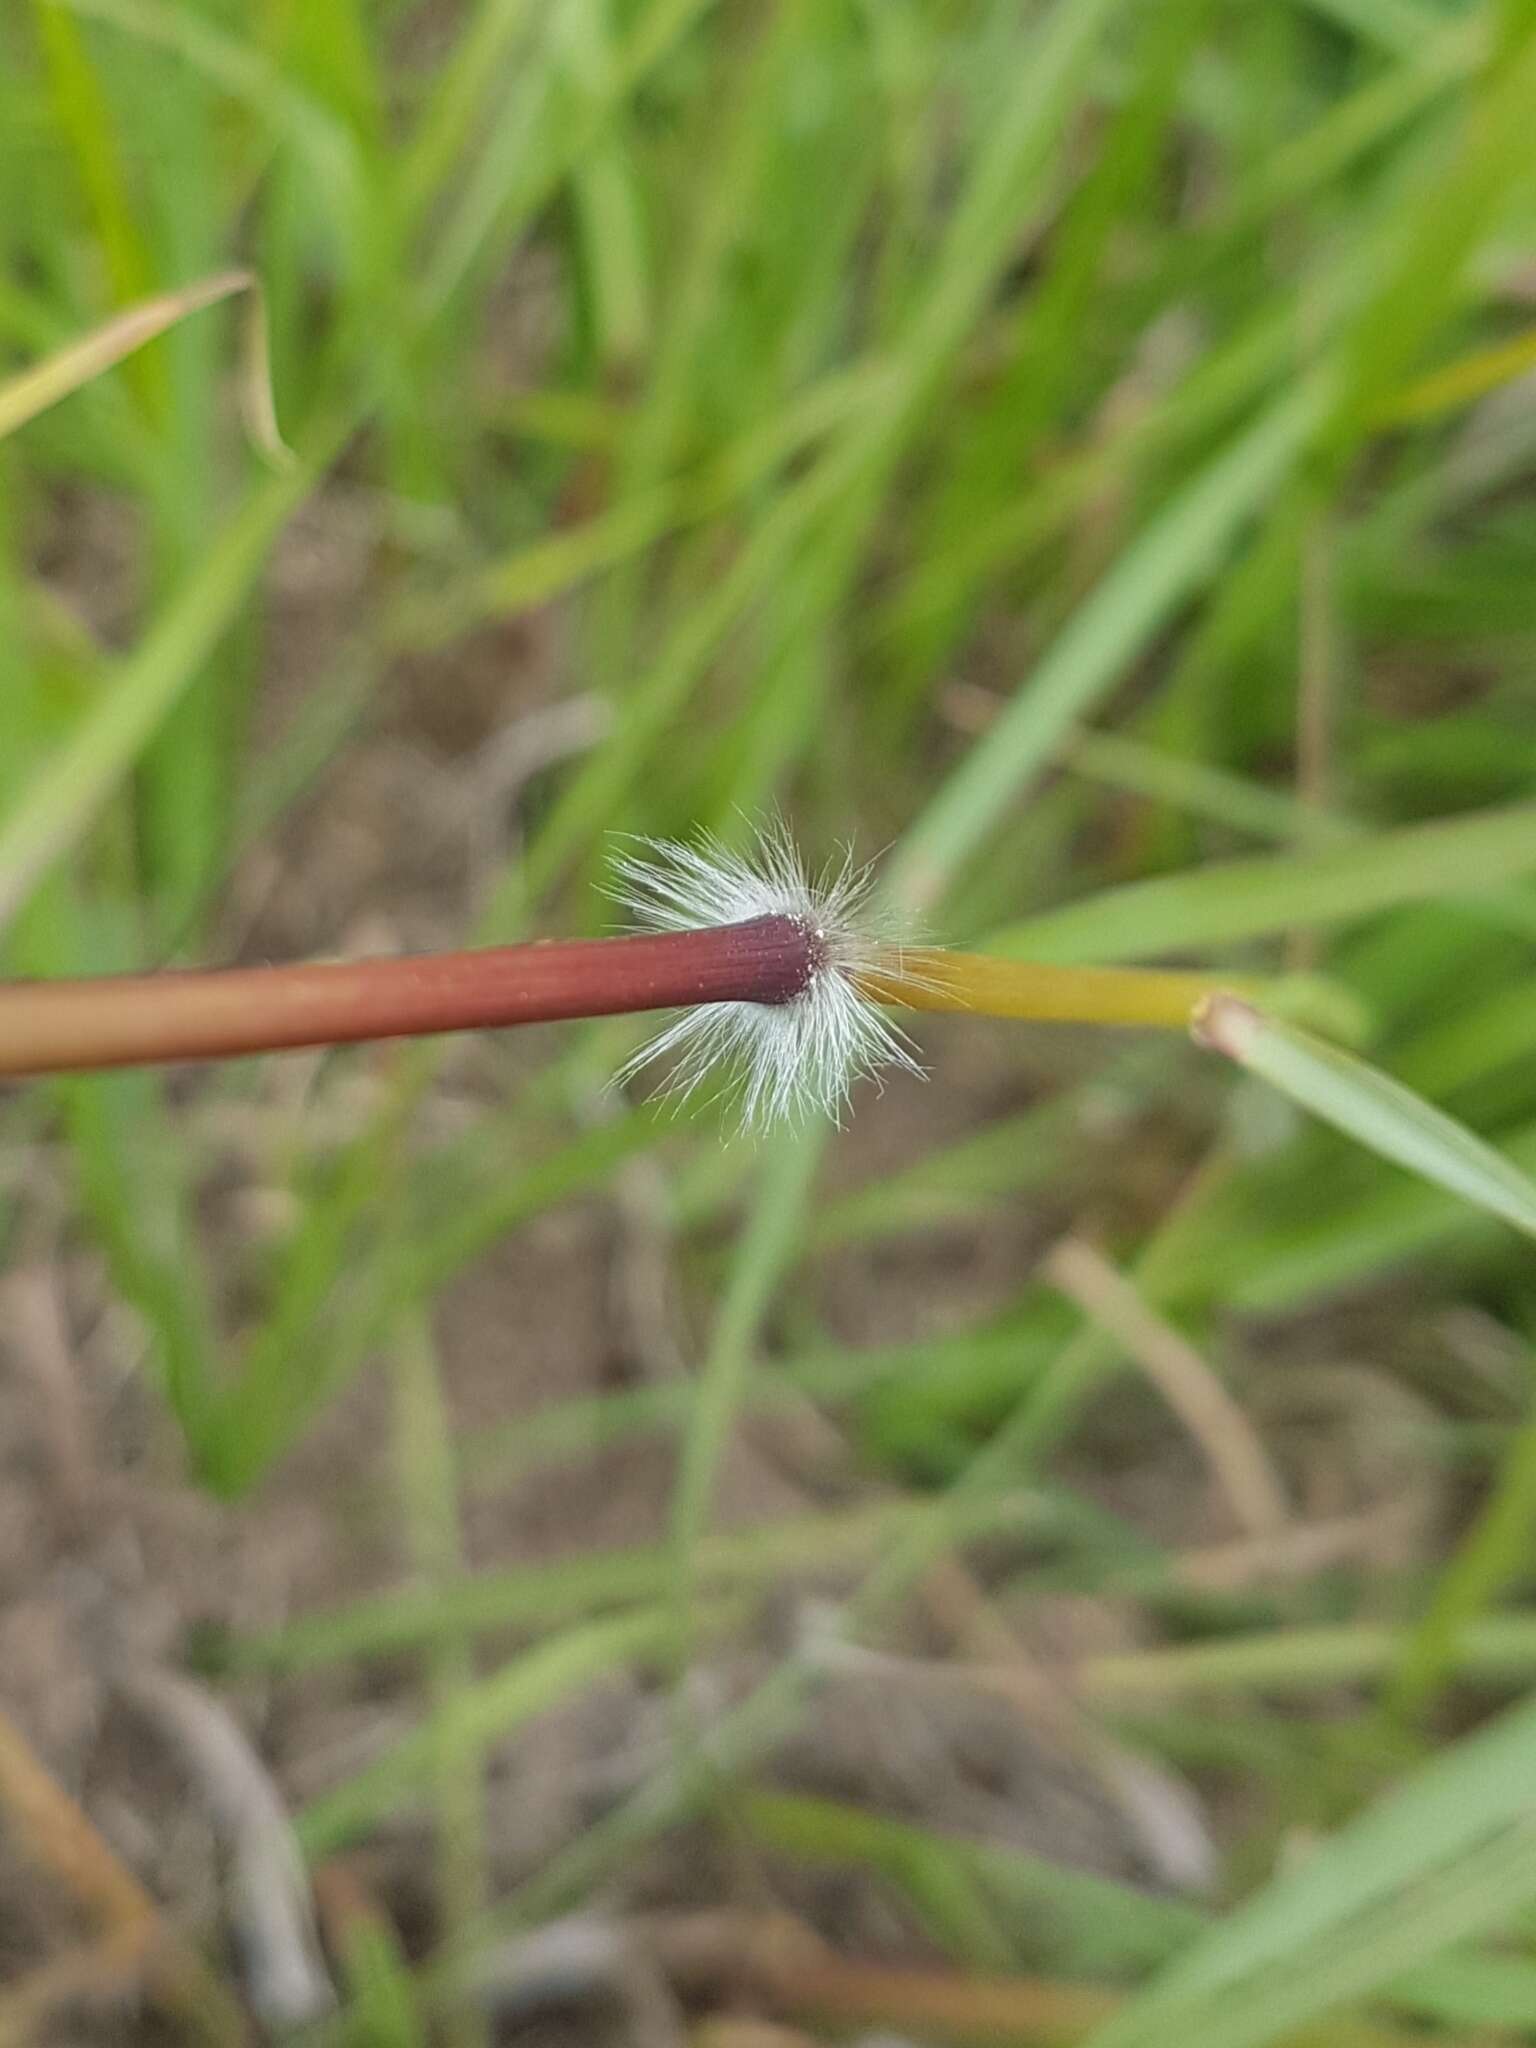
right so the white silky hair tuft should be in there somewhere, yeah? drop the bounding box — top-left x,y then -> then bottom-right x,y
608,822 -> 924,1129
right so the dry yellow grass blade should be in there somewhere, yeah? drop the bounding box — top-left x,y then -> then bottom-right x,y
0,1705 -> 248,2045
1380,319 -> 1536,423
0,267 -> 290,461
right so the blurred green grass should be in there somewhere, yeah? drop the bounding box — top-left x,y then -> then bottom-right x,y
6,1 -> 1536,2043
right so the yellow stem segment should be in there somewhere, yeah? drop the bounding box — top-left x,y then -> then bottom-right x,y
857,946 -> 1233,1031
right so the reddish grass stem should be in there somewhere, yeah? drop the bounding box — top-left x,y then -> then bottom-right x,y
0,916 -> 816,1078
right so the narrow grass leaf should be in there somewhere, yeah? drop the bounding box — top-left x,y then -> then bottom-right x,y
225,1496 -> 1060,1674
669,1123 -> 828,1617
294,1608 -> 681,1859
1384,318 -> 1536,422
1390,1950 -> 1536,2030
30,0 -> 158,378
0,269 -> 263,441
1083,1613 -> 1536,1704
1085,1685 -> 1536,2048
325,1901 -> 426,2048
1387,1401 -> 1536,1721
742,1790 -> 1204,1979
886,384 -> 1322,914
57,0 -> 364,250
993,803 -> 1536,963
1196,999 -> 1536,1240
1091,1822 -> 1536,2048
0,425 -> 333,940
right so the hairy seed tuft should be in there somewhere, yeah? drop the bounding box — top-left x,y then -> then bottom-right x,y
609,822 -> 923,1129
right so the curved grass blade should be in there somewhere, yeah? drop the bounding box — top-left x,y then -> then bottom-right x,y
0,268 -> 285,456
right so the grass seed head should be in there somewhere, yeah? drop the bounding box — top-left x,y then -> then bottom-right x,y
609,822 -> 924,1129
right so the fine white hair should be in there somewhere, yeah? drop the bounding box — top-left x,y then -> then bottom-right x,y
609,821 -> 923,1129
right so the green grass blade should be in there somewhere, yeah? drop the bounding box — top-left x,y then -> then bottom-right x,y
886,383 -> 1323,914
1386,1400 -> 1536,1722
0,425 -> 332,939
742,1789 -> 1204,1978
1085,1686 -> 1536,2048
1196,999 -> 1536,1241
993,803 -> 1536,963
669,1123 -> 828,1607
294,1608 -> 682,1859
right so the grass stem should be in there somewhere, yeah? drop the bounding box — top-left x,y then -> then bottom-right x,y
863,945 -> 1231,1030
0,917 -> 813,1076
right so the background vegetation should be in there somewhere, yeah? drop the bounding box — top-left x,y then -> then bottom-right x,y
4,1 -> 1536,2044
